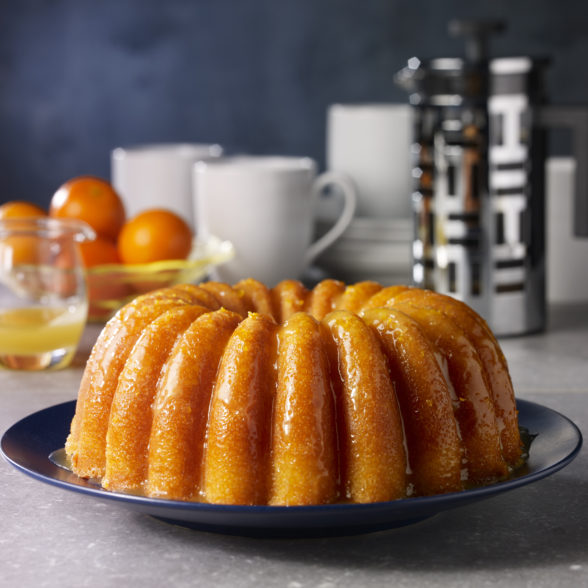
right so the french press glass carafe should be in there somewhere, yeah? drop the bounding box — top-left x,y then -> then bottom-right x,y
396,20 -> 588,336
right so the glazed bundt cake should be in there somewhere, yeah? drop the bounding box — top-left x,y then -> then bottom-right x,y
65,279 -> 524,505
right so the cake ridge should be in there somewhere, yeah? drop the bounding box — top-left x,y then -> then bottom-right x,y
147,308 -> 243,500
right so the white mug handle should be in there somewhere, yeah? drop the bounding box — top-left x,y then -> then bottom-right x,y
305,171 -> 357,264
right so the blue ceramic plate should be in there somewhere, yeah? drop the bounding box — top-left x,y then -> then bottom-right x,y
0,399 -> 582,537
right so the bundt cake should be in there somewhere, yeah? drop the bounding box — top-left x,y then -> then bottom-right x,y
65,278 -> 524,505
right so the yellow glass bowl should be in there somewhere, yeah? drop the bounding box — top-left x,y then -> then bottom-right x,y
85,236 -> 234,322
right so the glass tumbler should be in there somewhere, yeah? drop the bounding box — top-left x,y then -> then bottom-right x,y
0,217 -> 95,370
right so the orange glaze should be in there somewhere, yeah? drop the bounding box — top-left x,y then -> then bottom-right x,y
361,308 -> 463,495
391,288 -> 522,469
271,312 -> 338,505
103,305 -> 209,491
234,278 -> 277,320
146,309 -> 242,499
359,285 -> 411,310
305,279 -> 346,320
271,280 -> 309,323
204,313 -> 277,505
322,310 -> 407,502
199,281 -> 249,316
335,281 -> 382,314
173,283 -> 222,312
391,300 -> 509,485
65,289 -> 199,478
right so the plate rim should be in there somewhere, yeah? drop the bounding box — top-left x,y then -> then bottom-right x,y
1,398 -> 583,536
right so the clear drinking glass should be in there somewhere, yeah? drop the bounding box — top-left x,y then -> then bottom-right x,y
0,217 -> 95,370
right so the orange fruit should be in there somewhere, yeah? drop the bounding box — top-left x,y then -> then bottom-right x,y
117,209 -> 193,264
0,200 -> 47,219
79,237 -> 121,267
49,176 -> 126,242
0,205 -> 46,265
77,238 -> 131,321
0,235 -> 40,266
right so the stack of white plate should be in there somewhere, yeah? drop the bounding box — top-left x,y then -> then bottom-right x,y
314,216 -> 413,286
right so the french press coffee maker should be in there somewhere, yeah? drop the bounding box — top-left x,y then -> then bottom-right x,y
396,20 -> 588,336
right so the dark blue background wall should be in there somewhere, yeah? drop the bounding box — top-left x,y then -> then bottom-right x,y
2,0 -> 588,207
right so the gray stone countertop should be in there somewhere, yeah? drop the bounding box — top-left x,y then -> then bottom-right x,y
0,304 -> 587,588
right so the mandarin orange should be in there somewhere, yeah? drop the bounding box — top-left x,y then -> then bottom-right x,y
117,209 -> 193,264
0,201 -> 47,219
50,176 -> 125,242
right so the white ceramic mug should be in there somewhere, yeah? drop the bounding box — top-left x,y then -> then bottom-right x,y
111,143 -> 223,229
547,157 -> 588,303
326,103 -> 413,219
194,156 -> 357,285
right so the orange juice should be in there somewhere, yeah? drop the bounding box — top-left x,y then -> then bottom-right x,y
0,304 -> 86,369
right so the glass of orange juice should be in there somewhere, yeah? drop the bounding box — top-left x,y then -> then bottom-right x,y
0,217 -> 95,370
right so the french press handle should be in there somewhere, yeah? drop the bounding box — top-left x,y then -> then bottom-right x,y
537,106 -> 588,237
